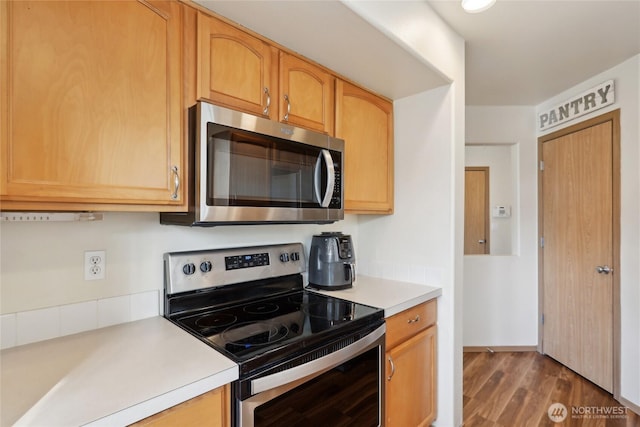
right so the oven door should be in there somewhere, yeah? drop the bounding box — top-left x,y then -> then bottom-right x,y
237,324 -> 385,427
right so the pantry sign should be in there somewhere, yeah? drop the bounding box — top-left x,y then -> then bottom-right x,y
538,80 -> 615,132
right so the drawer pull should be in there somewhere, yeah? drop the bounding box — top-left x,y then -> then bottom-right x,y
387,355 -> 395,381
407,315 -> 421,324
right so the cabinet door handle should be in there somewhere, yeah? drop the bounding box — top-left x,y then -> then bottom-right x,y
283,94 -> 291,121
171,165 -> 179,200
387,355 -> 395,381
407,315 -> 420,324
263,87 -> 271,115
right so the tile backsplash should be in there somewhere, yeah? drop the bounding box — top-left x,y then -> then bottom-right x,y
0,290 -> 159,350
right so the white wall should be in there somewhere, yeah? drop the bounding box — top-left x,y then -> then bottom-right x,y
343,2 -> 465,426
0,214 -> 359,314
536,54 -> 640,408
463,107 -> 539,347
358,84 -> 462,427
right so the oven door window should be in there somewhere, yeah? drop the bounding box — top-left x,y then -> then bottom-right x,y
249,347 -> 380,427
207,124 -> 331,208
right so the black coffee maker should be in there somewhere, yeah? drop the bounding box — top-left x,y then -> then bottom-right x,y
308,232 -> 356,290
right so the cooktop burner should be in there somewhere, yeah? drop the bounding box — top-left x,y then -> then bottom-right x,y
243,302 -> 279,315
222,321 -> 289,348
195,313 -> 237,329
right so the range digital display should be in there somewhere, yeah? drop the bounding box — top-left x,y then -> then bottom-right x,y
225,253 -> 270,270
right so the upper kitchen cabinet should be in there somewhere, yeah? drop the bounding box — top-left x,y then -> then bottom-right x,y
0,0 -> 185,211
278,52 -> 334,134
196,12 -> 278,120
195,13 -> 334,134
336,80 -> 394,214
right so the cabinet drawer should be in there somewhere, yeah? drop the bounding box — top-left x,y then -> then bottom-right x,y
130,385 -> 229,427
386,300 -> 436,349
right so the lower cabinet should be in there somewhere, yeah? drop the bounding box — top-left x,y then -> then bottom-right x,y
385,300 -> 437,427
130,385 -> 230,427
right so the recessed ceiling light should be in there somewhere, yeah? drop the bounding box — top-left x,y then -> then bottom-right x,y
461,0 -> 496,13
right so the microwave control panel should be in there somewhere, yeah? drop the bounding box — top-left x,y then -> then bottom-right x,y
330,152 -> 342,209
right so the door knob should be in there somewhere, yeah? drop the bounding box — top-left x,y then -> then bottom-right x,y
596,265 -> 613,274
478,239 -> 486,244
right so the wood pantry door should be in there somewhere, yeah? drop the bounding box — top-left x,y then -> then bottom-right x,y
464,167 -> 490,255
539,110 -> 620,393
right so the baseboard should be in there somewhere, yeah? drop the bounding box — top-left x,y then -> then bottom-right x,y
618,396 -> 640,417
464,346 -> 538,353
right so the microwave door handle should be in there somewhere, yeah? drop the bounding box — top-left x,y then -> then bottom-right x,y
314,149 -> 335,208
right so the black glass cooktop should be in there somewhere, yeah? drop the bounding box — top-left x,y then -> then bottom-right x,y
173,289 -> 383,375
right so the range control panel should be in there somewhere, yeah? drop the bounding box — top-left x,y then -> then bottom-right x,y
164,243 -> 306,295
225,253 -> 270,270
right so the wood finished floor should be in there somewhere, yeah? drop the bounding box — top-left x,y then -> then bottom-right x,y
463,351 -> 640,427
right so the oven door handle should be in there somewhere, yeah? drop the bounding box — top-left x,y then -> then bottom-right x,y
251,323 -> 385,395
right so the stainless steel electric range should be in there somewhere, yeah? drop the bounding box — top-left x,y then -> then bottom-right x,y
164,243 -> 385,427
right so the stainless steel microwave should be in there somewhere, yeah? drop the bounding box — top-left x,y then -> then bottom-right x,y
160,102 -> 344,226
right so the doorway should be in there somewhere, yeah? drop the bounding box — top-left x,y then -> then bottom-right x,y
538,110 -> 620,395
464,167 -> 490,255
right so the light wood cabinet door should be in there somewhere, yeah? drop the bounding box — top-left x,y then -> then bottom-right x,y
197,13 -> 278,120
0,0 -> 185,210
130,385 -> 230,427
335,80 -> 394,214
279,52 -> 334,134
386,326 -> 437,427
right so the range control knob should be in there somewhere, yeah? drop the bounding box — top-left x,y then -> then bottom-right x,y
200,260 -> 212,273
279,253 -> 290,262
182,263 -> 196,275
290,252 -> 300,261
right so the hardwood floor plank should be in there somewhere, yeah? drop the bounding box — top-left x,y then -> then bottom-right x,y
495,386 -> 528,425
463,352 -> 640,427
465,412 -> 498,427
476,352 -> 537,422
464,352 -> 509,398
508,355 -> 564,427
465,351 -> 481,365
464,369 -> 506,421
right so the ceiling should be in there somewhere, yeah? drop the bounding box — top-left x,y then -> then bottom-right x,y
427,0 -> 640,105
195,0 -> 640,106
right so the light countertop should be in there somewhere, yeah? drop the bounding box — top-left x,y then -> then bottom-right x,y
0,316 -> 238,427
1,276 -> 439,426
309,275 -> 442,317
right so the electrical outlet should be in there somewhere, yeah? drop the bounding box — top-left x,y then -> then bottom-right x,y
84,250 -> 106,280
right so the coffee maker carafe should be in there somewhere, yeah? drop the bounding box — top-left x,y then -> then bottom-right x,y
308,232 -> 356,290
